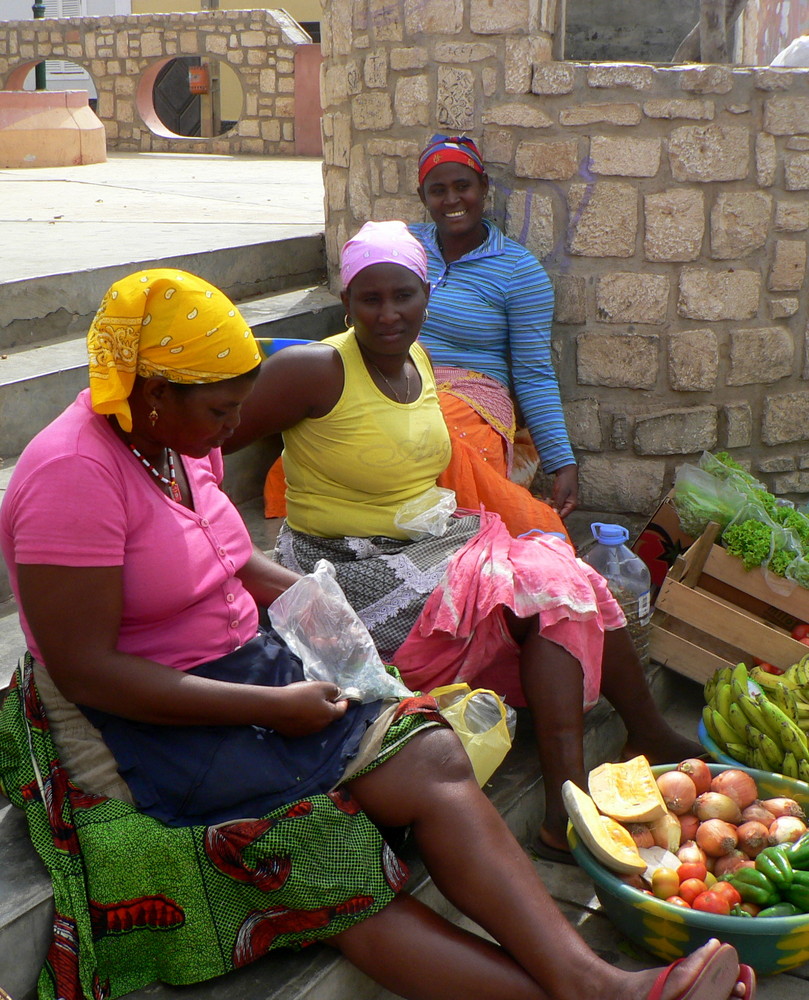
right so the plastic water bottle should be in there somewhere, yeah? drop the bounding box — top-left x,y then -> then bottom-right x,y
583,522 -> 652,666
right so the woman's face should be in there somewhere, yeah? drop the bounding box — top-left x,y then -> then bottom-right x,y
149,369 -> 260,457
418,161 -> 489,239
342,263 -> 428,357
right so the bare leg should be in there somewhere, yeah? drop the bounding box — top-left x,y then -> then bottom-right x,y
342,729 -> 747,1000
600,627 -> 704,763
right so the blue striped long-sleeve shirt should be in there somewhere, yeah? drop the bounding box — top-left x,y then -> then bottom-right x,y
409,220 -> 575,474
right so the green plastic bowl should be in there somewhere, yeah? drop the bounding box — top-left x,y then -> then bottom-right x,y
567,763 -> 809,975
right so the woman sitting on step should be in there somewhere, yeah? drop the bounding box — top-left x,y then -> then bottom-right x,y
226,221 -> 704,867
0,268 -> 753,1000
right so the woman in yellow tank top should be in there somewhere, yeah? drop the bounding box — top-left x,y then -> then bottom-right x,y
227,222 -> 703,864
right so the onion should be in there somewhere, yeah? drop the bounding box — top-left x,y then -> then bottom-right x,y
627,823 -> 655,850
741,800 -> 776,825
713,849 -> 748,877
650,811 -> 682,853
710,769 -> 759,810
769,815 -> 808,845
677,758 -> 712,795
656,770 -> 697,815
762,797 -> 807,820
679,813 -> 699,841
697,818 -> 739,857
693,791 -> 742,825
736,820 -> 770,858
677,840 -> 707,866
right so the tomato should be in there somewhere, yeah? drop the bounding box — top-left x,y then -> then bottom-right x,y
679,878 -> 708,905
692,891 -> 731,915
709,882 -> 741,907
791,623 -> 809,640
677,862 -> 708,883
800,637 -> 809,648
665,895 -> 692,908
651,867 -> 681,900
759,663 -> 785,674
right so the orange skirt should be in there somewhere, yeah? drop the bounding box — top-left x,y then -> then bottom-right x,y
263,392 -> 567,540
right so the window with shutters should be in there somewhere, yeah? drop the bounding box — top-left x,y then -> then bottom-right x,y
44,0 -> 88,79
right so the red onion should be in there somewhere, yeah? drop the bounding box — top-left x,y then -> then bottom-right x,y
736,820 -> 770,858
710,769 -> 758,810
696,818 -> 739,857
677,758 -> 712,795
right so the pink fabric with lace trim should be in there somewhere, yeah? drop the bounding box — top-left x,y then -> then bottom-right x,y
392,510 -> 626,709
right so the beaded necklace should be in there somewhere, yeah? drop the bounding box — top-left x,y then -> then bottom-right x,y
128,443 -> 182,502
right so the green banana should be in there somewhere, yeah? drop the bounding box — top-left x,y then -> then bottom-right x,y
746,725 -> 783,772
749,666 -> 782,692
726,742 -> 756,768
781,751 -> 800,779
712,709 -> 744,749
786,656 -> 809,688
798,759 -> 809,784
735,689 -> 781,743
731,662 -> 750,690
752,746 -> 770,771
758,695 -> 809,754
773,683 -> 800,724
715,680 -> 734,721
727,702 -> 751,742
702,705 -> 724,747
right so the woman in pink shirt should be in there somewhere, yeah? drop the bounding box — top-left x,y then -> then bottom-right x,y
0,270 -> 752,1000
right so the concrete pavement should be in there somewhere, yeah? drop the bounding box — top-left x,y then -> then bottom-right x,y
0,151 -> 325,283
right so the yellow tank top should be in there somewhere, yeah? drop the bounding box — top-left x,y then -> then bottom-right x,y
283,331 -> 451,538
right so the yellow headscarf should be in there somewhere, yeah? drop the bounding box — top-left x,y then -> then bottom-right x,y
87,269 -> 261,432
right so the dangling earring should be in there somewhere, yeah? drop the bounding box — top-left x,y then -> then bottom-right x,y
344,314 -> 351,329
149,407 -> 158,427
424,308 -> 429,321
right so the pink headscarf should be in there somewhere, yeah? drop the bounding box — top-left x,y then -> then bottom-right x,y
340,220 -> 428,288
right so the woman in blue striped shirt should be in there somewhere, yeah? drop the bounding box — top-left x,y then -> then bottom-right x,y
410,134 -> 578,527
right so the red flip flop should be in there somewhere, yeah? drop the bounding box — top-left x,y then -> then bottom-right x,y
736,965 -> 756,999
647,943 -> 739,1000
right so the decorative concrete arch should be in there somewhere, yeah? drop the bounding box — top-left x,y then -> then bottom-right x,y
0,9 -> 313,154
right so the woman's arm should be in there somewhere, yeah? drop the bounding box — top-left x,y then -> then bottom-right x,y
236,544 -> 300,606
16,562 -> 347,737
225,343 -> 344,453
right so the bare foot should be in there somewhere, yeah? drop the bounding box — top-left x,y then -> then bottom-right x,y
630,939 -> 742,1000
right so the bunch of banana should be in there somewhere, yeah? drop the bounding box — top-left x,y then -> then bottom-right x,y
702,662 -> 809,781
749,655 -> 809,736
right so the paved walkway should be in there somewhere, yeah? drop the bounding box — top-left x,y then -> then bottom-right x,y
0,151 -> 325,283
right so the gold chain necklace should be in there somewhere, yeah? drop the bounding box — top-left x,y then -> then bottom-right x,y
369,360 -> 412,404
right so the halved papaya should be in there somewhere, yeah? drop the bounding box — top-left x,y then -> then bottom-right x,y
587,755 -> 667,824
563,780 -> 647,875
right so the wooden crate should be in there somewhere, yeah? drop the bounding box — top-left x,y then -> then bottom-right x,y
650,522 -> 809,685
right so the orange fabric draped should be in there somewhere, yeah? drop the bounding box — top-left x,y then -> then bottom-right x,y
264,391 -> 567,541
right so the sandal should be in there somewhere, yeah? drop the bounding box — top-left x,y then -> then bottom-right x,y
647,943 -> 739,1000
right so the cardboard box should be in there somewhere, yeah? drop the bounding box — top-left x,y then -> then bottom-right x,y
631,492 -> 695,600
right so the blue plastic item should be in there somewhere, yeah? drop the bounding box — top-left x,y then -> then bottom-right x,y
256,337 -> 313,358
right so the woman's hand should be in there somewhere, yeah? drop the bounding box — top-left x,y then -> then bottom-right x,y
266,681 -> 349,737
550,464 -> 579,520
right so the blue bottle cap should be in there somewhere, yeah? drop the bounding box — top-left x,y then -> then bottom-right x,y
590,522 -> 630,545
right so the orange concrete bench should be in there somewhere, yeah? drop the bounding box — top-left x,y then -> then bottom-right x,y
0,89 -> 105,169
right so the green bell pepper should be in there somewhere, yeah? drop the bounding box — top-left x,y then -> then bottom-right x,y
755,845 -> 794,890
784,872 -> 809,912
729,867 -> 781,907
730,903 -> 754,918
788,831 -> 809,870
757,901 -> 801,917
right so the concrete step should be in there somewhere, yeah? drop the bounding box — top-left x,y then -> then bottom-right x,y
0,658 -> 680,1000
0,235 -> 327,353
0,284 -> 341,462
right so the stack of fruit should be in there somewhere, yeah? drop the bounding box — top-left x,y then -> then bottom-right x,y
702,661 -> 809,780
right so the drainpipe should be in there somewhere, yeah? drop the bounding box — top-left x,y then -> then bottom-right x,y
32,0 -> 46,90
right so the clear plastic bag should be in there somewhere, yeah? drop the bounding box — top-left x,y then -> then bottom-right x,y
268,559 -> 411,704
429,684 -> 516,787
394,486 -> 457,540
672,463 -> 747,538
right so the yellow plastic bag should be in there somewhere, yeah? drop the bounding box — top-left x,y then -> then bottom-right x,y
429,683 -> 516,787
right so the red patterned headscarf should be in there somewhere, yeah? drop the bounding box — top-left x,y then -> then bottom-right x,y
417,133 -> 485,186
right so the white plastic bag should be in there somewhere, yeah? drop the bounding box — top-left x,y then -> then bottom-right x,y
268,559 -> 411,704
394,486 -> 457,540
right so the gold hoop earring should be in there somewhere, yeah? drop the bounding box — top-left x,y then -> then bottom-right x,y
149,408 -> 158,427
344,313 -> 351,329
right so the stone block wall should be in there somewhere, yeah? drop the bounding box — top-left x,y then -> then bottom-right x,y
321,0 -> 809,512
0,9 -> 309,154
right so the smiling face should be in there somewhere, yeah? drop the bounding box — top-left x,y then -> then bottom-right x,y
418,160 -> 489,246
143,368 -> 261,458
341,262 -> 429,361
